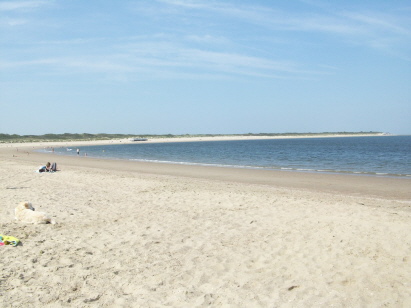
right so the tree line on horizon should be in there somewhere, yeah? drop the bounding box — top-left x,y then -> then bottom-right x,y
0,132 -> 383,143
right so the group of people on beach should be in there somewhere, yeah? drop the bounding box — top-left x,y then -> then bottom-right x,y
36,146 -> 84,173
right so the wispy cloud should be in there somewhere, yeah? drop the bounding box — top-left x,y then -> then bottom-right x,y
0,1 -> 52,28
0,18 -> 28,26
2,0 -> 409,83
343,12 -> 411,36
0,58 -> 58,68
185,34 -> 229,45
119,38 -> 330,78
0,1 -> 49,11
157,0 -> 411,52
0,37 -> 328,81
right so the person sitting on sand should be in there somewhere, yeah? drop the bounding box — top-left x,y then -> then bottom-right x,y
41,162 -> 58,172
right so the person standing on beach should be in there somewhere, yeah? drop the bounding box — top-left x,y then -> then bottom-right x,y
77,148 -> 80,155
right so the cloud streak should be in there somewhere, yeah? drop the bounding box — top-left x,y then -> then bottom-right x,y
0,1 -> 49,11
157,0 -> 411,51
2,0 -> 409,82
1,40 -> 326,81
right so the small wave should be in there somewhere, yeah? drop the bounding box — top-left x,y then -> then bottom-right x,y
129,158 -> 250,169
127,158 -> 411,178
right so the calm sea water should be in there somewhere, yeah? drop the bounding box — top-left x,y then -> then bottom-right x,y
44,136 -> 411,177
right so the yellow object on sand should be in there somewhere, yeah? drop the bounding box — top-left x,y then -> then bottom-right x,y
0,235 -> 20,246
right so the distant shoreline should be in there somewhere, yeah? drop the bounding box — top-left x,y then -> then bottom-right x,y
0,132 -> 390,149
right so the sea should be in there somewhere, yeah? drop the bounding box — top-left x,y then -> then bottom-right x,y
42,136 -> 411,178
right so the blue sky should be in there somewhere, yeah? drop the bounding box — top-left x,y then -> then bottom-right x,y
1,0 -> 410,135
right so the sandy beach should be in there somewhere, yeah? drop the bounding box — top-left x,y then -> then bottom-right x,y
1,138 -> 410,307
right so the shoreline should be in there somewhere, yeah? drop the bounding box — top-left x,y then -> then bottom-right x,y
0,140 -> 409,201
33,147 -> 411,181
7,133 -> 410,184
38,150 -> 411,180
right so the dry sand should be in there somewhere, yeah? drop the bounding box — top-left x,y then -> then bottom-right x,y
1,138 -> 410,307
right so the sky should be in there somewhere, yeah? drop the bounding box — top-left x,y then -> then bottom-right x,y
1,0 -> 410,135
